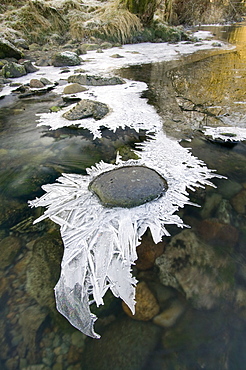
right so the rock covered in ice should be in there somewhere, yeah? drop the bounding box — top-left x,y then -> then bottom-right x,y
62,99 -> 109,121
68,74 -> 125,86
204,126 -> 246,143
89,166 -> 168,207
29,130 -> 222,339
51,51 -> 81,67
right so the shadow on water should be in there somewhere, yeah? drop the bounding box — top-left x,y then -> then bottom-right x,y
0,22 -> 246,370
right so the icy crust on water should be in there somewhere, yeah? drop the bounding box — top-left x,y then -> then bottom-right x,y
29,131 -> 222,338
0,35 -> 233,99
204,126 -> 246,142
37,80 -> 162,138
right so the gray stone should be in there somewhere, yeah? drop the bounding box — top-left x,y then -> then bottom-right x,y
89,166 -> 168,208
22,60 -> 39,73
18,305 -> 48,363
0,38 -> 23,59
84,317 -> 161,370
155,229 -> 236,309
26,235 -> 63,309
0,196 -> 29,228
68,73 -> 125,86
2,62 -> 27,78
153,298 -> 186,328
0,236 -> 22,270
40,77 -> 52,86
52,51 -> 81,67
62,99 -> 109,120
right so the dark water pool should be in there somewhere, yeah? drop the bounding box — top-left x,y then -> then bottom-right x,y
0,22 -> 246,370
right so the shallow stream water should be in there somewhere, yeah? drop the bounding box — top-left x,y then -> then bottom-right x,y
0,22 -> 246,370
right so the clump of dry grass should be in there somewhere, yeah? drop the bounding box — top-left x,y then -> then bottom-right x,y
4,0 -> 68,44
69,1 -> 142,43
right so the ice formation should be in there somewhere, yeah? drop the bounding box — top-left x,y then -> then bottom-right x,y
27,37 -> 232,339
29,130 -> 222,338
204,126 -> 246,142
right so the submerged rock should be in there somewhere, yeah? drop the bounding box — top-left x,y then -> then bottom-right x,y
89,166 -> 168,208
122,281 -> 160,321
153,298 -> 186,328
0,236 -> 22,270
155,229 -> 236,309
52,51 -> 81,67
84,317 -> 161,370
62,99 -> 109,120
0,38 -> 23,59
68,73 -> 125,86
26,235 -> 63,310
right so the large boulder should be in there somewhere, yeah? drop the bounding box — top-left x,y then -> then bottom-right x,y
84,317 -> 161,370
51,51 -> 81,67
68,73 -> 125,86
0,38 -> 23,59
62,99 -> 109,120
89,166 -> 168,208
26,235 -> 63,310
2,62 -> 27,78
155,229 -> 236,309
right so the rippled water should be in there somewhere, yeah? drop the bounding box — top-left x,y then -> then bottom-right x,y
0,22 -> 246,370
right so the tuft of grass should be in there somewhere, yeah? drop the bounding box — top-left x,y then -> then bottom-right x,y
5,0 -> 68,44
69,2 -> 143,44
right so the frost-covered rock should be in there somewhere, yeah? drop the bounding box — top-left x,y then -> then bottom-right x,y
62,99 -> 109,121
29,130 -> 222,338
68,73 -> 125,86
51,51 -> 81,67
0,38 -> 23,59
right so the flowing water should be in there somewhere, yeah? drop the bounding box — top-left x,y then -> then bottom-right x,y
0,22 -> 246,370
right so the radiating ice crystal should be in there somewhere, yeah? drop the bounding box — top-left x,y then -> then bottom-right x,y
29,130 -> 223,338
204,126 -> 246,142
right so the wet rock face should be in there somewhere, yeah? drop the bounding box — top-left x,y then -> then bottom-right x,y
89,166 -> 168,208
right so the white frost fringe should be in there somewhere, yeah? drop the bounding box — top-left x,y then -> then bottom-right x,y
29,131 -> 222,338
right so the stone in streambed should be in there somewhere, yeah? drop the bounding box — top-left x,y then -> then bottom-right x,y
153,298 -> 186,328
122,281 -> 160,321
63,83 -> 87,94
52,51 -> 81,67
89,166 -> 168,208
84,317 -> 161,370
63,99 -> 109,120
2,62 -> 26,78
0,38 -> 23,59
68,73 -> 125,86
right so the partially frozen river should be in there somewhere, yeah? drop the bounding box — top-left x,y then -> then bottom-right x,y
0,21 -> 246,370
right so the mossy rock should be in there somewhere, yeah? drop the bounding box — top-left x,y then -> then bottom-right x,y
2,62 -> 26,78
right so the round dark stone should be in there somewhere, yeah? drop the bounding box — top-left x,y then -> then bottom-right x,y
89,166 -> 168,208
